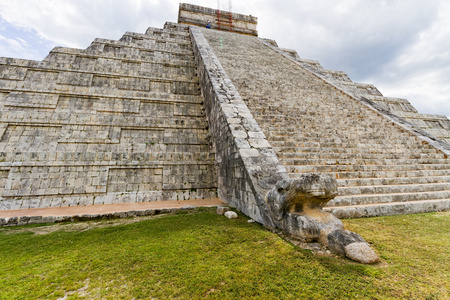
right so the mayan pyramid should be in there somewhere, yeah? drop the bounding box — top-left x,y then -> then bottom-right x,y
0,3 -> 449,224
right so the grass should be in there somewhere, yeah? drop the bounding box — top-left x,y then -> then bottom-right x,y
0,209 -> 448,299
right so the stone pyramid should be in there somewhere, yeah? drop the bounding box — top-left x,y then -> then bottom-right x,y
0,3 -> 449,225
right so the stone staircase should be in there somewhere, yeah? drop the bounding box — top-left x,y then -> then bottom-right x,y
0,22 -> 217,210
201,28 -> 450,218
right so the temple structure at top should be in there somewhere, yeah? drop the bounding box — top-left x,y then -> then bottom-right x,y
178,3 -> 258,36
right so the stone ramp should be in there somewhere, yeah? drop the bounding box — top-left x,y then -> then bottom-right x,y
0,198 -> 224,227
0,22 -> 217,211
200,28 -> 450,218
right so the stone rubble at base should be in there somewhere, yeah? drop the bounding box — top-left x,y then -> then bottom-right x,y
224,211 -> 238,219
216,206 -> 230,215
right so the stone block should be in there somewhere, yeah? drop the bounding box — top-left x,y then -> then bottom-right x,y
344,242 -> 379,264
224,211 -> 238,219
6,216 -> 18,226
216,206 -> 229,215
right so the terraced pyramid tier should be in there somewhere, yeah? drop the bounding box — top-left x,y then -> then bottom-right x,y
201,28 -> 450,217
0,22 -> 217,210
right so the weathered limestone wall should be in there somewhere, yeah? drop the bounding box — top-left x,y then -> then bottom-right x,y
179,3 -> 258,36
1,4 -> 448,221
190,26 -> 285,225
0,22 -> 217,210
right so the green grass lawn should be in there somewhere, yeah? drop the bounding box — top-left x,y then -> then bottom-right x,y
0,209 -> 448,299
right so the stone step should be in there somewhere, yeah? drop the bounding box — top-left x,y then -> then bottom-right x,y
263,126 -> 397,133
324,199 -> 450,218
250,101 -> 380,110
288,168 -> 450,179
263,123 -> 414,133
337,175 -> 450,187
264,126 -> 416,135
285,163 -> 450,174
329,190 -> 450,207
268,138 -> 420,147
278,151 -> 446,160
256,107 -> 397,114
253,108 -> 381,116
269,139 -> 430,148
337,169 -> 450,179
273,146 -> 440,155
337,182 -> 450,196
256,118 -> 404,128
273,146 -> 436,155
255,115 -> 407,127
280,157 -> 450,166
264,126 -> 416,134
267,134 -> 417,142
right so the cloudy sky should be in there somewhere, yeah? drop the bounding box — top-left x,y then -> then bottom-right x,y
0,0 -> 449,118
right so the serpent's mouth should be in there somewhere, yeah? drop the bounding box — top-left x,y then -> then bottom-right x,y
305,188 -> 337,199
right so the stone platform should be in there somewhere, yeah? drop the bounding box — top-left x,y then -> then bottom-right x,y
0,198 -> 224,226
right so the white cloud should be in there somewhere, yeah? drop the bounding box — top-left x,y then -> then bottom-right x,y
0,33 -> 42,59
0,0 -> 178,49
366,0 -> 450,116
256,0 -> 440,76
